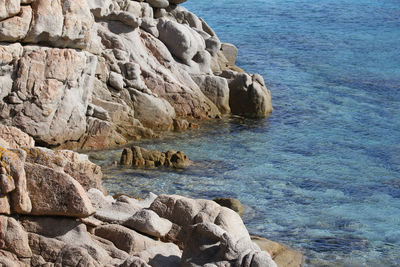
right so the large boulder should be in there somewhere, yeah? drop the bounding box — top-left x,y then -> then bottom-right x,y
191,74 -> 230,113
94,224 -> 157,254
130,89 -> 176,130
181,222 -> 276,267
22,216 -> 128,266
123,209 -> 173,238
149,194 -> 250,242
24,162 -> 95,217
24,147 -> 104,192
157,18 -> 206,65
219,71 -> 273,117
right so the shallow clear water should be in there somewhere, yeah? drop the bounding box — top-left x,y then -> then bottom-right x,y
94,0 -> 400,265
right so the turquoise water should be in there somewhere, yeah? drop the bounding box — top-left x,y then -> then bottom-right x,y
97,0 -> 400,265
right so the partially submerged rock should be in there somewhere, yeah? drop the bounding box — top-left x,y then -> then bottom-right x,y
120,146 -> 191,168
252,236 -> 303,267
213,197 -> 245,217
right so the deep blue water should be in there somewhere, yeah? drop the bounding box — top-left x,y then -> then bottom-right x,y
95,0 -> 400,265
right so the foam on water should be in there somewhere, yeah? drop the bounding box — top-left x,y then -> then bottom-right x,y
94,0 -> 400,265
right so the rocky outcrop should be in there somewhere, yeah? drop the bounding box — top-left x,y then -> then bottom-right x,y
120,145 -> 191,168
0,0 -> 272,150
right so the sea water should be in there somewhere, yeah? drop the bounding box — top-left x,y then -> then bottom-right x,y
94,0 -> 400,265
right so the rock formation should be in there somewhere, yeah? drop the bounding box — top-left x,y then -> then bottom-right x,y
120,145 -> 191,168
0,0 -> 273,150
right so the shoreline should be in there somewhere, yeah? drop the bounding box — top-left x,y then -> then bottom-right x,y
0,124 -> 302,266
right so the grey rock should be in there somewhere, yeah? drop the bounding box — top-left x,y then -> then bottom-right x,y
181,222 -> 276,267
191,74 -> 230,113
147,0 -> 169,8
109,71 -> 125,91
106,11 -> 142,28
4,46 -> 97,146
220,43 -> 238,66
157,19 -> 205,65
131,89 -> 175,130
219,71 -> 273,117
1,149 -> 32,214
168,0 -> 187,4
124,209 -> 173,238
133,242 -> 182,267
94,224 -> 157,254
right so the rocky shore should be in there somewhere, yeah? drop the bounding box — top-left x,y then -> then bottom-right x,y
0,125 -> 303,266
0,0 -> 303,266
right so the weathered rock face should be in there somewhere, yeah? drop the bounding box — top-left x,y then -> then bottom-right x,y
121,145 -> 191,168
0,0 -> 272,150
0,0 -> 20,21
191,74 -> 231,113
1,47 -> 97,146
0,124 -> 34,149
24,162 -> 95,217
0,131 -> 102,217
0,215 -> 32,258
